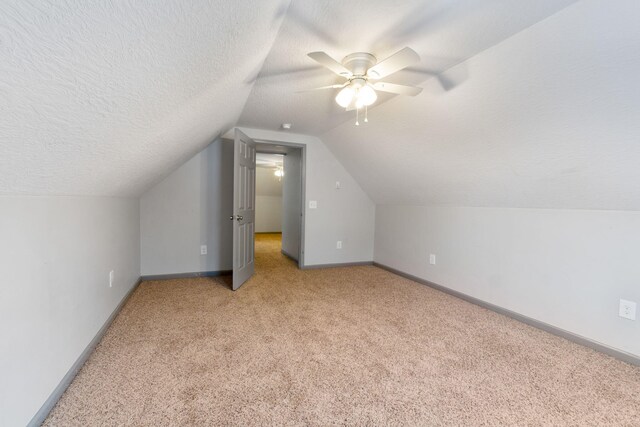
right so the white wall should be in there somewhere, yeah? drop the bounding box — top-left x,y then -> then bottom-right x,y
256,167 -> 282,233
282,149 -> 302,260
0,196 -> 140,427
375,205 -> 640,357
255,196 -> 282,232
140,139 -> 233,276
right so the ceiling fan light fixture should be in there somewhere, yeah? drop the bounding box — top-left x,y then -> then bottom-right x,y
335,86 -> 355,108
358,85 -> 377,106
274,167 -> 284,181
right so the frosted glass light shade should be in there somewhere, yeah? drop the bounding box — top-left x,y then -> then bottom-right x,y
358,85 -> 377,106
335,86 -> 355,108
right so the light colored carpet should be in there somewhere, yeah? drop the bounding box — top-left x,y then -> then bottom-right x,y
45,233 -> 640,426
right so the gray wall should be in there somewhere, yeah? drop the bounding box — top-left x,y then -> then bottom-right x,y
140,139 -> 233,275
0,196 -> 140,426
374,205 -> 640,357
142,129 -> 375,274
282,149 -> 302,259
256,167 -> 282,233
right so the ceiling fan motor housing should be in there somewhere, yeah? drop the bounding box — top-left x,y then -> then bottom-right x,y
342,52 -> 377,77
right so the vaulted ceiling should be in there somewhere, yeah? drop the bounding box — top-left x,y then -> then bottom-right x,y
2,1 -> 639,209
0,0 -> 289,196
239,0 -> 577,134
320,0 -> 640,209
242,0 -> 640,210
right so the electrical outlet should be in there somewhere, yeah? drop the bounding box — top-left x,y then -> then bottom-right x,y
200,245 -> 207,255
619,299 -> 637,320
429,254 -> 436,265
336,240 -> 342,249
109,270 -> 114,288
309,200 -> 317,209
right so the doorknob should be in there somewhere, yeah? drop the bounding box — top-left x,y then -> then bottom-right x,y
236,215 -> 243,221
229,216 -> 234,221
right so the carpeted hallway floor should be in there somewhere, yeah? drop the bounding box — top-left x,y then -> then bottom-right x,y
45,233 -> 640,426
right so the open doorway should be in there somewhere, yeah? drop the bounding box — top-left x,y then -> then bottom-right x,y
254,142 -> 304,267
231,130 -> 305,290
255,153 -> 284,235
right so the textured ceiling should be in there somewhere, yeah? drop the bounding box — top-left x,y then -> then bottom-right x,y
3,0 -> 639,210
238,0 -> 577,134
0,0 -> 289,196
321,0 -> 640,209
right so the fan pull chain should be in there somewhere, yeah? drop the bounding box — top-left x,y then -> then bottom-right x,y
364,105 -> 368,123
355,106 -> 360,126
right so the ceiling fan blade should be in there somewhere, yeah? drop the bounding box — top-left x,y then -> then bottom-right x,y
297,83 -> 346,93
372,82 -> 423,96
307,52 -> 352,77
367,47 -> 420,79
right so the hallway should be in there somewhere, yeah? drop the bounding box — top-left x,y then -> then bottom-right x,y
254,232 -> 294,272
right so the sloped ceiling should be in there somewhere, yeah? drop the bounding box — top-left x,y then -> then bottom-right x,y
238,0 -> 577,134
320,0 -> 640,209
0,0 -> 290,196
4,1 -> 639,210
240,0 -> 640,210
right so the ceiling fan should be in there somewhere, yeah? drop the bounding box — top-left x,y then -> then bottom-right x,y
303,47 -> 423,125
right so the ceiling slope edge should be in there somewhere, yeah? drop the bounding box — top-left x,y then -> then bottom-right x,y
134,15 -> 294,199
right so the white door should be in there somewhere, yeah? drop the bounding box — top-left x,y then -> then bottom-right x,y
232,129 -> 256,290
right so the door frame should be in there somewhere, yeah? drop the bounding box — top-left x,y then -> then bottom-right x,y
254,139 -> 306,268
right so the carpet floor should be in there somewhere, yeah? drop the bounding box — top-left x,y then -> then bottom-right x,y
45,233 -> 640,426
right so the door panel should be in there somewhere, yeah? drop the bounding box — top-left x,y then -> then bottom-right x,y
232,129 -> 256,290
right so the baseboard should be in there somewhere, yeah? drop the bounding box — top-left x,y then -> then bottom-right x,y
281,249 -> 299,262
373,262 -> 640,367
255,231 -> 282,234
302,261 -> 373,270
140,270 -> 232,281
28,277 -> 142,427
